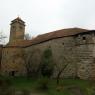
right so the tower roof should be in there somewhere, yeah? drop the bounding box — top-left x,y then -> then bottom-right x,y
11,17 -> 25,25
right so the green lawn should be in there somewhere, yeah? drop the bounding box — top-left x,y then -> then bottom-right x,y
1,76 -> 95,95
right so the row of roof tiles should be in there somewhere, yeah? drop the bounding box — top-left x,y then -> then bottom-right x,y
6,28 -> 90,47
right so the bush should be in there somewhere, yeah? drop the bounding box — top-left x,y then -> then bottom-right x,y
0,78 -> 15,95
40,48 -> 54,78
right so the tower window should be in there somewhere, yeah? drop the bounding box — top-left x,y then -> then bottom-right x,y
12,26 -> 15,29
19,26 -> 23,29
12,26 -> 16,32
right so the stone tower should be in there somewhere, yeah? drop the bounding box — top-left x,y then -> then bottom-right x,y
9,17 -> 25,43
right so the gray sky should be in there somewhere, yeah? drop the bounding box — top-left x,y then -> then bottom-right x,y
0,0 -> 95,43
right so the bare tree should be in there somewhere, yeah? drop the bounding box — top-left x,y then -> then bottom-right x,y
55,47 -> 80,85
11,48 -> 41,77
24,33 -> 31,40
0,32 -> 6,72
22,49 -> 42,77
0,32 -> 7,44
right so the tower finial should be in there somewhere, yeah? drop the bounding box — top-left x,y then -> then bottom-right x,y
17,15 -> 20,19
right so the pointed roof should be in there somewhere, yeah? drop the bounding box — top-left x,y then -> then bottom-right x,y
11,17 -> 25,25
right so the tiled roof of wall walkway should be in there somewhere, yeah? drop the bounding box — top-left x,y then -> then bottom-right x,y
6,28 -> 91,47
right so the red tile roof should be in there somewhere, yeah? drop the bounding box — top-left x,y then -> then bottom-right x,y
6,28 -> 89,47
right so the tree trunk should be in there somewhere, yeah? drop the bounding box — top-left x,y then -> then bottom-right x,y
56,64 -> 68,85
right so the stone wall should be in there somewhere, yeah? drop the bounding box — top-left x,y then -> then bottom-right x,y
75,32 -> 95,79
1,47 -> 26,76
1,31 -> 95,80
25,31 -> 95,79
25,36 -> 77,78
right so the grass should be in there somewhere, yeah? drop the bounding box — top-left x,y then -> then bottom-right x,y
0,76 -> 95,95
45,79 -> 91,95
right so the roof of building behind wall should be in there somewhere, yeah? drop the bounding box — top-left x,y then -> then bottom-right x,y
6,27 -> 90,47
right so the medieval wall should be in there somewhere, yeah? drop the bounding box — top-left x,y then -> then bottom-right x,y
25,31 -> 95,79
25,36 -> 77,78
1,47 -> 26,76
1,30 -> 95,80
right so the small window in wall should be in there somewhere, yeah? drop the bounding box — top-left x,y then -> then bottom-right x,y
82,36 -> 86,40
9,71 -> 15,76
62,42 -> 64,45
19,26 -> 23,30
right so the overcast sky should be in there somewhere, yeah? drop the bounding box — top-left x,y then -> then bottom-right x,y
0,0 -> 95,43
